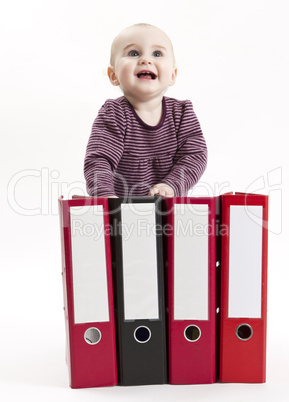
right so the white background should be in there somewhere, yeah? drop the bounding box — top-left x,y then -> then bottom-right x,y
1,0 -> 288,400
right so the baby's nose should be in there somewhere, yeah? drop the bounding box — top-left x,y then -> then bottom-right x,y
139,57 -> 152,65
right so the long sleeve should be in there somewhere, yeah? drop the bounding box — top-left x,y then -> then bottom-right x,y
162,101 -> 207,196
84,101 -> 124,196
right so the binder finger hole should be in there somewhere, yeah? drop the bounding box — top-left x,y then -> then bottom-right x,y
236,324 -> 253,341
84,327 -> 102,345
134,326 -> 151,343
184,325 -> 201,342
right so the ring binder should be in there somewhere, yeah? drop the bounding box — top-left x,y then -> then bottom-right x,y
163,197 -> 217,384
219,193 -> 268,383
108,197 -> 167,386
59,197 -> 118,388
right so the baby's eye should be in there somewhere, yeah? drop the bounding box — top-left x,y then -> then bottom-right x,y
128,50 -> 139,57
153,51 -> 163,57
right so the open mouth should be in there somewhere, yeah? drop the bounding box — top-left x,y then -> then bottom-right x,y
137,71 -> 157,80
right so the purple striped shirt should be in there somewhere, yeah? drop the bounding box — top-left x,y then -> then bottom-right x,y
84,96 -> 207,197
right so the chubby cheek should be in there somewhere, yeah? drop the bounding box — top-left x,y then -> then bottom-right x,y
118,61 -> 134,78
162,67 -> 176,84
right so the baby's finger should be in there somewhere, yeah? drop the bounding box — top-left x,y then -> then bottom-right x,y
148,187 -> 159,196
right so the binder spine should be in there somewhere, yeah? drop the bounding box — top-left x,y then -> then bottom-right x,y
59,197 -> 117,388
166,197 -> 217,384
59,199 -> 73,384
108,197 -> 167,386
219,193 -> 268,383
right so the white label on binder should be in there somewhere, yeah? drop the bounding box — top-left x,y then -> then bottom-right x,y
228,205 -> 263,318
174,204 -> 209,320
121,203 -> 159,321
70,205 -> 109,324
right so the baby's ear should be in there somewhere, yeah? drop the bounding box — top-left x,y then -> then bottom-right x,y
169,67 -> 178,86
107,66 -> 120,86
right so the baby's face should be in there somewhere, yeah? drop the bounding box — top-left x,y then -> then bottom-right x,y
108,25 -> 177,102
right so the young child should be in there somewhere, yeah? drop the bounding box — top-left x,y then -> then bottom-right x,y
84,23 -> 207,198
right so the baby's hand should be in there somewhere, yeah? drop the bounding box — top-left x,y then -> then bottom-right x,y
148,183 -> 174,197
